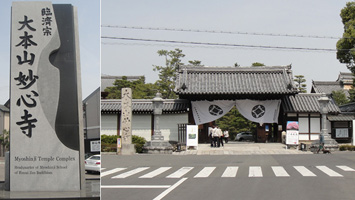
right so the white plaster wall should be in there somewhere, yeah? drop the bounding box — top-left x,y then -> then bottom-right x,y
131,115 -> 152,141
310,118 -> 320,133
160,113 -> 188,142
299,134 -> 309,140
311,134 -> 319,140
299,118 -> 308,133
101,114 -> 117,135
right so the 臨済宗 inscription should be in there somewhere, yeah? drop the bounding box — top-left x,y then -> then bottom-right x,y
10,2 -> 84,192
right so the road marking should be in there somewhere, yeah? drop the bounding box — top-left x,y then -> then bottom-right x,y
101,168 -> 126,177
316,166 -> 343,177
112,167 -> 149,179
294,166 -> 316,177
139,167 -> 172,178
337,165 -> 355,172
166,167 -> 193,178
272,166 -> 290,177
153,178 -> 188,200
221,166 -> 239,177
101,185 -> 171,189
194,167 -> 216,178
101,168 -> 106,171
249,166 -> 262,177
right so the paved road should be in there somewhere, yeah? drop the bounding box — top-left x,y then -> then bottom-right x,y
101,153 -> 355,200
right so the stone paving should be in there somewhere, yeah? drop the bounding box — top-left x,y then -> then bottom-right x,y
172,142 -> 313,155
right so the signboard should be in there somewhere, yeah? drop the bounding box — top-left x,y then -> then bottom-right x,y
286,121 -> 299,145
186,125 -> 198,147
90,140 -> 100,152
336,128 -> 349,138
117,138 -> 121,149
10,2 -> 83,192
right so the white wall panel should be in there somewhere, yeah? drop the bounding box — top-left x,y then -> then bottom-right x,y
310,118 -> 320,133
101,114 -> 117,135
299,118 -> 309,133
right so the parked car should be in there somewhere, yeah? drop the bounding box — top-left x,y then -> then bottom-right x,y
235,132 -> 254,141
85,154 -> 101,174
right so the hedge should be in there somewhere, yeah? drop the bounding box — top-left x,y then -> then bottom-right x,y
100,135 -> 147,153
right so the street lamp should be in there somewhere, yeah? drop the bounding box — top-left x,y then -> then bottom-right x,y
318,93 -> 330,144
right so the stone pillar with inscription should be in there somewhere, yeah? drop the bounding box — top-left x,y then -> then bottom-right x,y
9,2 -> 84,191
120,88 -> 136,155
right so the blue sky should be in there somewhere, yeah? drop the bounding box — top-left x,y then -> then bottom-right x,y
101,0 -> 351,92
0,0 -> 100,104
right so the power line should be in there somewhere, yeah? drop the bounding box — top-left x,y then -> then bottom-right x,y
102,36 -> 342,52
102,25 -> 343,40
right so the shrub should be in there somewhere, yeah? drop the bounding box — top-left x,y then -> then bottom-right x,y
339,145 -> 355,151
132,135 -> 147,153
101,135 -> 120,144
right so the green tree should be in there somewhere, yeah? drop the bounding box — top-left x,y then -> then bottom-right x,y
336,2 -> 355,72
332,90 -> 350,105
153,49 -> 185,99
0,130 -> 9,150
216,107 -> 256,140
294,75 -> 307,93
104,76 -> 157,99
188,60 -> 202,66
251,62 -> 265,67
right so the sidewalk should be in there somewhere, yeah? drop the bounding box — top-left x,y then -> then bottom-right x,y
172,142 -> 313,155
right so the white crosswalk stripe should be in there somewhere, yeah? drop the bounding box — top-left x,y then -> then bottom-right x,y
249,166 -> 263,177
101,168 -> 126,177
337,165 -> 355,172
272,166 -> 290,177
166,167 -> 193,178
104,165 -> 354,179
294,166 -> 316,177
194,167 -> 216,178
139,167 -> 172,178
221,167 -> 239,177
316,166 -> 343,177
112,167 -> 149,179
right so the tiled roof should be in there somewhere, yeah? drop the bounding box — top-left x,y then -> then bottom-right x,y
327,114 -> 355,121
282,93 -> 340,114
101,99 -> 190,114
339,102 -> 355,112
311,81 -> 347,95
337,72 -> 354,84
174,65 -> 298,96
101,75 -> 144,92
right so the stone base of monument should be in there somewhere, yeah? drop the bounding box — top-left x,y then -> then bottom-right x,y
310,134 -> 339,152
121,144 -> 136,155
143,140 -> 174,154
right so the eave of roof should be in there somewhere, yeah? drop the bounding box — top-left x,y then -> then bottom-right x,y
282,93 -> 340,114
101,99 -> 190,114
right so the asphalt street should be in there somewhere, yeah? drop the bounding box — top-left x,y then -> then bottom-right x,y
101,153 -> 355,200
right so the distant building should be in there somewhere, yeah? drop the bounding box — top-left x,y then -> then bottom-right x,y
83,87 -> 100,154
311,72 -> 353,97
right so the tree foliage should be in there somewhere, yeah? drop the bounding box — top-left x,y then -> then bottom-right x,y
294,75 -> 307,93
104,76 -> 157,99
188,60 -> 202,66
336,2 -> 355,72
332,90 -> 350,106
216,107 -> 256,140
0,130 -> 9,150
153,49 -> 185,99
251,62 -> 265,67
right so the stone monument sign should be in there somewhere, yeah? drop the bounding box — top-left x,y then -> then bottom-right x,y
10,2 -> 84,191
120,88 -> 135,155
